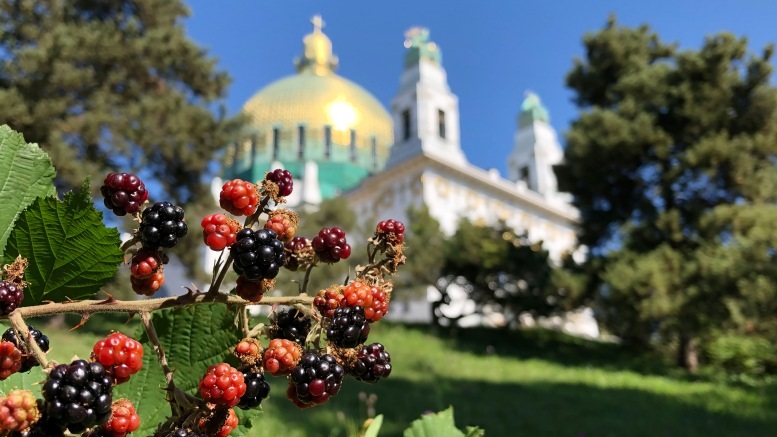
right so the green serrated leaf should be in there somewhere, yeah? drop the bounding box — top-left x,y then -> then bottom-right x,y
0,125 -> 56,259
116,305 -> 257,436
0,367 -> 47,395
363,414 -> 384,437
404,407 -> 483,437
3,180 -> 123,304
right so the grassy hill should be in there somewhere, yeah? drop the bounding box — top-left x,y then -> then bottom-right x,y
17,315 -> 777,436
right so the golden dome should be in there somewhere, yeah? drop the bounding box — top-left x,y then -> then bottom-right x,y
242,15 -> 393,155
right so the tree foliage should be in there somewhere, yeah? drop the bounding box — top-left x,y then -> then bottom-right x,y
0,0 -> 244,204
555,16 -> 777,370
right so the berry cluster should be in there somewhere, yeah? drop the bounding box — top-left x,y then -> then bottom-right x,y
92,332 -> 144,385
41,359 -> 113,434
283,236 -> 312,271
271,309 -> 311,344
342,281 -> 389,322
265,169 -> 293,197
288,353 -> 344,408
376,219 -> 406,244
201,213 -> 240,251
2,325 -> 50,372
96,399 -> 140,437
327,306 -> 371,348
198,363 -> 247,407
219,179 -> 259,217
0,389 -> 39,432
263,339 -> 301,376
235,276 -> 268,302
101,172 -> 148,216
129,249 -> 166,296
238,370 -> 271,410
0,280 -> 23,316
0,341 -> 22,380
351,343 -> 392,383
231,229 -> 285,282
311,227 -> 351,263
139,202 -> 188,250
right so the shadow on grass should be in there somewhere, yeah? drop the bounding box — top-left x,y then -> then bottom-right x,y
255,375 -> 777,437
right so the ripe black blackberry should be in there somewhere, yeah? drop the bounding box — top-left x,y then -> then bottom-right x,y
352,342 -> 392,383
101,172 -> 149,216
0,281 -> 23,316
288,353 -> 344,407
41,359 -> 113,434
238,369 -> 271,409
139,202 -> 188,250
266,169 -> 293,196
327,306 -> 370,348
272,309 -> 311,344
2,325 -> 50,372
311,227 -> 351,263
231,228 -> 285,281
21,416 -> 66,437
166,428 -> 207,437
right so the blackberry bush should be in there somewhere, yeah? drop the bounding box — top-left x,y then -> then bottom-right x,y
288,353 -> 344,408
139,202 -> 188,250
101,172 -> 149,216
327,306 -> 371,348
41,359 -> 113,434
2,325 -> 49,372
231,228 -> 285,281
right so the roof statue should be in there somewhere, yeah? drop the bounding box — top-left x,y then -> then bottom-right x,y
519,91 -> 550,128
403,27 -> 442,68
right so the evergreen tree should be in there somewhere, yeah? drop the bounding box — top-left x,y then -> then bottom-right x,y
556,16 -> 777,371
0,0 -> 244,204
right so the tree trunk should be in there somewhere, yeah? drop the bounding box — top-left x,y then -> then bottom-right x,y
678,332 -> 699,374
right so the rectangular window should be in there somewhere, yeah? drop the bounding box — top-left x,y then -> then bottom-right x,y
324,126 -> 332,159
438,109 -> 446,139
349,130 -> 357,162
297,125 -> 305,160
272,127 -> 280,160
402,109 -> 411,141
519,166 -> 530,183
370,136 -> 378,170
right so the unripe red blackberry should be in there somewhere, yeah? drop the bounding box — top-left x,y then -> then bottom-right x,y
351,342 -> 392,383
201,213 -> 240,251
265,169 -> 293,196
264,213 -> 297,243
0,389 -> 40,432
0,281 -> 23,316
198,363 -> 246,407
327,306 -> 370,348
219,179 -> 259,216
271,309 -> 311,345
263,339 -> 302,376
129,249 -> 163,279
231,228 -> 285,281
311,227 -> 351,263
96,398 -> 140,437
2,325 -> 50,372
342,281 -> 389,322
284,236 -> 312,271
313,287 -> 344,319
41,360 -> 113,434
376,219 -> 405,244
91,332 -> 144,385
139,202 -> 188,250
288,353 -> 344,408
130,269 -> 164,296
0,341 -> 22,380
101,172 -> 148,216
238,370 -> 270,410
235,276 -> 269,302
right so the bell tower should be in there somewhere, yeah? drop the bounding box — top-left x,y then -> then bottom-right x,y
386,28 -> 466,167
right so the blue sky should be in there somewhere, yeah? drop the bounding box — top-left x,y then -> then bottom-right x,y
185,0 -> 777,175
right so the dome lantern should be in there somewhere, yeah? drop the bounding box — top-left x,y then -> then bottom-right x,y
294,15 -> 339,76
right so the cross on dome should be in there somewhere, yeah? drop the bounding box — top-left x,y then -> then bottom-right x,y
311,15 -> 325,33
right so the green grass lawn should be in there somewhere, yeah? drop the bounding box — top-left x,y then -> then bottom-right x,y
8,315 -> 777,436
